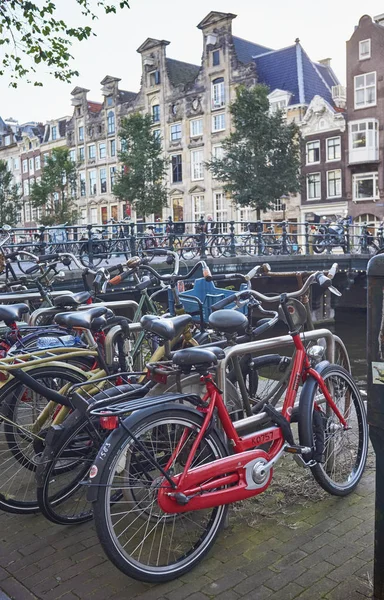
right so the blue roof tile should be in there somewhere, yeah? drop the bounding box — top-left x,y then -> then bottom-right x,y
253,44 -> 339,107
233,36 -> 273,64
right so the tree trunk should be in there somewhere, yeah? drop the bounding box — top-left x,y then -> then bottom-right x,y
256,207 -> 261,220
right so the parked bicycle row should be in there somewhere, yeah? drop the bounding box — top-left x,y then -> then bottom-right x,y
2,215 -> 384,269
0,246 -> 367,584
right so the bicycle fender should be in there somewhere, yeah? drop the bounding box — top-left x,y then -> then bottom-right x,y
87,403 -> 204,503
298,360 -> 330,415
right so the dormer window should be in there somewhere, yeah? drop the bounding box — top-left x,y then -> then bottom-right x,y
148,70 -> 160,86
211,78 -> 225,109
4,135 -> 10,145
51,126 -> 57,141
212,50 -> 220,66
268,89 -> 291,115
359,39 -> 371,60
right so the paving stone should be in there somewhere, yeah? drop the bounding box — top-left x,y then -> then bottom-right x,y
0,577 -> 38,600
233,569 -> 275,595
294,560 -> 335,587
264,563 -> 307,592
327,557 -> 367,583
295,576 -> 338,599
201,570 -> 245,596
241,586 -> 273,600
268,582 -> 304,599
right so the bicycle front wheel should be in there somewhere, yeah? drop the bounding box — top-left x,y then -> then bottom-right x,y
181,236 -> 199,260
298,365 -> 368,496
92,406 -> 229,582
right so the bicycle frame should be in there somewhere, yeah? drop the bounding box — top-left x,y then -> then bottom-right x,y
157,330 -> 347,514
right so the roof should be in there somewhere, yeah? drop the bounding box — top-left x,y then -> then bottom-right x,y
232,36 -> 273,64
87,101 -> 103,113
166,58 -> 200,87
119,90 -> 137,103
253,43 -> 339,106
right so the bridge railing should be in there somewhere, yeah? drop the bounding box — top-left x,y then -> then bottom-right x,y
4,218 -> 384,267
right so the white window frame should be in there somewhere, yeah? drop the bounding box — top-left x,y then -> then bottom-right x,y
191,150 -> 204,181
306,140 -> 320,165
326,170 -> 342,198
51,126 -> 57,141
354,71 -> 376,109
22,159 -> 28,173
326,137 -> 341,162
212,113 -> 226,133
353,172 -> 379,202
359,39 -> 371,60
88,144 -> 96,159
90,207 -> 98,224
79,172 -> 86,197
69,149 -> 76,163
34,156 -> 41,171
211,78 -> 225,110
29,158 -> 34,175
89,170 -> 97,195
13,158 -> 19,170
78,146 -> 85,161
99,143 -> 106,159
110,139 -> 116,157
100,168 -> 107,194
190,119 -> 203,138
192,195 -> 205,223
306,173 -> 321,200
78,126 -> 84,142
110,166 -> 116,188
107,111 -> 115,135
214,192 -> 228,232
212,144 -> 224,160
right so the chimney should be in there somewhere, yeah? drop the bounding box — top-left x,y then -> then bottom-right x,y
374,13 -> 384,26
318,58 -> 332,68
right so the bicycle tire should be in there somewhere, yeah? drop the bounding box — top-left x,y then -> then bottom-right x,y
181,236 -> 199,260
298,364 -> 368,496
92,405 -> 229,583
79,242 -> 106,267
0,364 -> 88,513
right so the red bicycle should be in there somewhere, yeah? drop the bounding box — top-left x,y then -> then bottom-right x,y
88,269 -> 368,583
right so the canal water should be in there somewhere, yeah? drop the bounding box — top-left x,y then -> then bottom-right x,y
334,308 -> 367,389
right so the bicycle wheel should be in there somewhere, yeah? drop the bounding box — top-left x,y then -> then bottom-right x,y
181,237 -> 199,260
79,242 -> 106,267
210,236 -> 229,257
92,406 -> 229,583
0,364 -> 87,513
298,365 -> 368,496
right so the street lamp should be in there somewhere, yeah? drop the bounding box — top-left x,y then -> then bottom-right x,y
280,194 -> 289,221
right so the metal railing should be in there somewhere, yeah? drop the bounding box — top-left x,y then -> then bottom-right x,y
3,217 -> 384,267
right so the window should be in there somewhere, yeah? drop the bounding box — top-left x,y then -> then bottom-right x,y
68,150 -> 75,163
306,141 -> 320,164
76,107 -> 81,116
23,180 -> 29,196
193,195 -> 205,222
212,113 -> 225,132
212,50 -> 220,66
327,137 -> 341,161
110,166 -> 116,188
153,129 -> 161,141
327,170 -> 342,198
79,172 -> 86,196
172,197 -> 183,222
100,168 -> 107,193
120,139 -> 127,152
89,170 -> 97,195
13,158 -> 19,170
107,111 -> 115,134
359,39 -> 371,60
43,152 -> 49,165
307,173 -> 321,200
171,155 -> 182,183
191,150 -> 204,181
34,156 -> 40,171
99,143 -> 106,159
29,158 -> 34,174
353,172 -> 379,201
349,119 -> 378,163
88,144 -> 96,159
79,146 -> 85,161
190,118 -> 203,137
152,104 -> 160,123
22,159 -> 28,173
170,123 -> 182,142
90,207 -> 98,224
212,78 -> 225,109
272,198 -> 282,212
110,139 -> 116,157
270,99 -> 287,114
149,70 -> 160,86
354,72 -> 376,108
214,192 -> 227,232
106,96 -> 113,107
212,144 -> 224,160
4,135 -> 10,145
78,126 -> 84,142
51,126 -> 57,140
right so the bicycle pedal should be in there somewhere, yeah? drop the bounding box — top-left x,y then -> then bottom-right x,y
285,444 -> 312,456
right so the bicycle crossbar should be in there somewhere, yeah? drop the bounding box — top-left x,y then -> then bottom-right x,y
217,328 -> 335,431
28,300 -> 139,326
0,348 -> 98,371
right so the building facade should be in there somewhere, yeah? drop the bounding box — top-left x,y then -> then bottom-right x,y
345,14 -> 384,227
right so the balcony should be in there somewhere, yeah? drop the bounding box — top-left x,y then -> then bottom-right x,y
348,119 -> 379,164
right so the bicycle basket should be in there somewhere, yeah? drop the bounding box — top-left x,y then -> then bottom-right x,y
180,278 -> 247,323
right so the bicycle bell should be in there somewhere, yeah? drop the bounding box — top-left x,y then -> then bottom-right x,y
278,298 -> 307,329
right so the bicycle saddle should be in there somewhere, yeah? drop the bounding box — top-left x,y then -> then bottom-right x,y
173,346 -> 225,368
208,309 -> 248,334
140,314 -> 193,341
53,291 -> 92,308
54,306 -> 109,330
0,303 -> 29,325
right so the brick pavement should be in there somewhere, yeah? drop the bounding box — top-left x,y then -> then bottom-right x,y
0,459 -> 375,600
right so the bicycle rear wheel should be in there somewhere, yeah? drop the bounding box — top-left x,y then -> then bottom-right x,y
181,237 -> 199,260
298,365 -> 368,496
92,406 -> 228,583
0,365 -> 87,513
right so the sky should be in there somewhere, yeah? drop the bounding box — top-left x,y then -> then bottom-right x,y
1,0 -> 384,124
